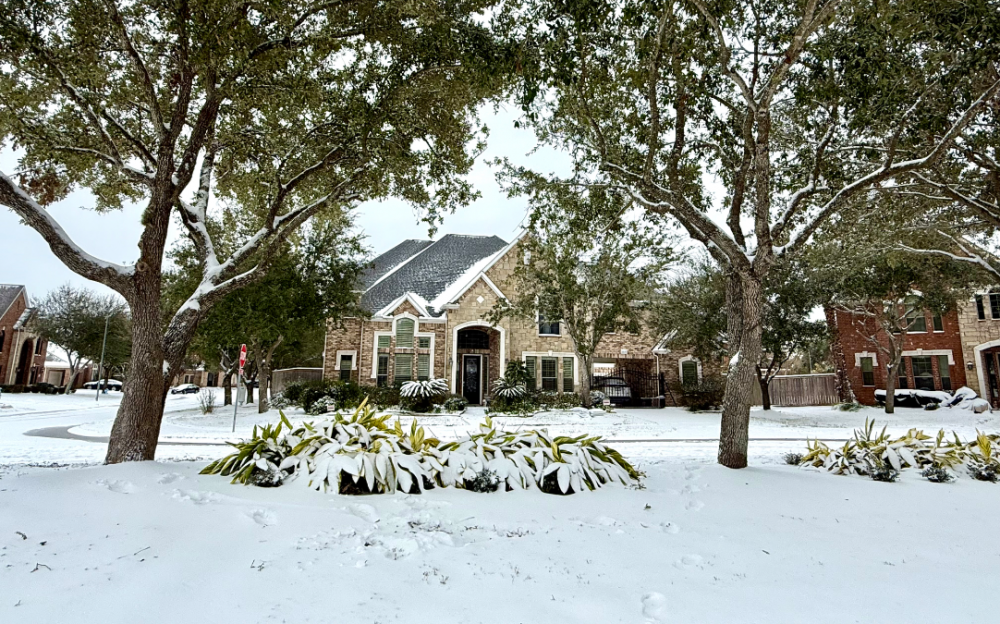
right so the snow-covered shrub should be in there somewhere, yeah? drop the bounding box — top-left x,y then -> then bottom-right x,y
269,393 -> 290,410
783,452 -> 803,465
537,391 -> 582,411
677,375 -> 725,411
202,408 -> 641,495
399,378 -> 448,413
492,376 -> 526,399
306,396 -> 335,415
968,433 -> 1000,482
923,402 -> 940,411
921,466 -> 954,483
198,390 -> 216,414
442,395 -> 467,412
869,465 -> 900,482
590,390 -> 608,405
466,468 -> 500,493
833,401 -> 863,412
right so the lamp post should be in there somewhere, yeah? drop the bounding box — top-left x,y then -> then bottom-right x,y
95,314 -> 110,403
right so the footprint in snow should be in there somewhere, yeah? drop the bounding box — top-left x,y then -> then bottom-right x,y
641,592 -> 668,622
94,479 -> 136,494
681,484 -> 701,494
246,508 -> 277,527
684,467 -> 700,481
348,503 -> 380,523
157,473 -> 182,484
678,554 -> 703,567
659,522 -> 680,534
685,500 -> 704,512
172,489 -> 223,505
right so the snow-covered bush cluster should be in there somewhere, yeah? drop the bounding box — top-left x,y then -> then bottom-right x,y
802,420 -> 1000,483
874,386 -> 991,413
202,404 -> 640,495
400,378 -> 448,399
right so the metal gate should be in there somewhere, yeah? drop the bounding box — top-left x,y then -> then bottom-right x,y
592,367 -> 668,408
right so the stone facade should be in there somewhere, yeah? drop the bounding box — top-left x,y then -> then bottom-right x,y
955,294 -> 1000,406
324,237 -> 704,406
827,305 -> 968,406
0,286 -> 48,387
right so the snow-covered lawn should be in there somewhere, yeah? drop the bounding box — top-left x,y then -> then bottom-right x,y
2,392 -> 998,623
3,459 -> 998,624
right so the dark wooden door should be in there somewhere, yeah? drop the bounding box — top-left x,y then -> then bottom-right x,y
462,355 -> 482,405
985,350 -> 1000,408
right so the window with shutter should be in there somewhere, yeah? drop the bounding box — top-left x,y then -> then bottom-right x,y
681,360 -> 698,386
417,336 -> 430,349
396,318 -> 414,347
562,358 -> 574,393
377,335 -> 390,349
525,356 -> 537,390
417,354 -> 430,380
394,353 -> 413,384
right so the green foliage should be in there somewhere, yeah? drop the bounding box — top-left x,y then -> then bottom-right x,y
466,469 -> 501,493
677,375 -> 726,411
968,433 -> 1000,482
783,453 -> 803,466
442,395 -> 468,413
802,421 -> 1000,480
921,466 -> 954,483
869,466 -> 900,483
834,402 -> 863,412
201,407 -> 641,495
364,385 -> 402,410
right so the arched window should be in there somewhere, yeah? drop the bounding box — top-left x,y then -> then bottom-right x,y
457,328 -> 490,350
396,318 -> 415,347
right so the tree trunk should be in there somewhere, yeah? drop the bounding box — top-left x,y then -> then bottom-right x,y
104,288 -> 167,463
64,368 -> 77,394
718,271 -> 764,469
222,372 -> 232,406
757,370 -> 771,411
256,342 -> 269,414
884,361 -> 897,414
579,354 -> 593,408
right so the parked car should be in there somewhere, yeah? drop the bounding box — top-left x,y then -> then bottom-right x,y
591,376 -> 632,405
82,379 -> 123,391
170,383 -> 201,395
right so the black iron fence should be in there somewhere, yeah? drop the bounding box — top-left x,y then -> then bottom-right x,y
592,367 -> 670,408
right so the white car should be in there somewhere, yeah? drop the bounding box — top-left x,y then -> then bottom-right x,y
82,379 -> 123,391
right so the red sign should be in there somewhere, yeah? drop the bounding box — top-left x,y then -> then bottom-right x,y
239,344 -> 247,374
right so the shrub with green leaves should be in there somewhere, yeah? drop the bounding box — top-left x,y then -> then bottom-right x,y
201,405 -> 641,495
442,395 -> 468,413
968,433 -> 1000,482
802,420 -> 999,482
782,452 -> 803,465
400,378 -> 448,413
921,466 -> 954,483
834,402 -> 863,412
677,375 -> 726,411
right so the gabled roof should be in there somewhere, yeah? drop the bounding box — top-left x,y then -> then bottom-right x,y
13,307 -> 36,330
360,239 -> 434,289
361,234 -> 508,317
0,284 -> 26,321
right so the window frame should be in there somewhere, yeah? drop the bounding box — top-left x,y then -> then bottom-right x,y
394,353 -> 413,384
376,354 -> 389,387
938,354 -> 951,392
911,356 -> 934,391
977,295 -> 986,320
990,293 -> 1000,320
860,356 -> 875,386
562,357 -> 574,393
897,358 -> 909,390
537,312 -> 561,337
904,297 -> 926,333
540,357 -> 558,391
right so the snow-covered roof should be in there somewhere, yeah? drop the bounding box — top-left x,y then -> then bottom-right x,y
0,284 -> 25,320
361,234 -> 508,318
12,307 -> 36,330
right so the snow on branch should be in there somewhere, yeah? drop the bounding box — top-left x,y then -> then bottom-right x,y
0,171 -> 135,292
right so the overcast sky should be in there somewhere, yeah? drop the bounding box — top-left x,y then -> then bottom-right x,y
0,105 -> 572,303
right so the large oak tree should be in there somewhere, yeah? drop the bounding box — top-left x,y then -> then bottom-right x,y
0,0 -> 515,462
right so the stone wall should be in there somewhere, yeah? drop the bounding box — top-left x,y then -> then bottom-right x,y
955,296 -> 1000,397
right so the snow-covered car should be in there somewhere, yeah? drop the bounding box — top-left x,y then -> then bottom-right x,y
591,377 -> 632,405
82,379 -> 123,391
170,384 -> 201,395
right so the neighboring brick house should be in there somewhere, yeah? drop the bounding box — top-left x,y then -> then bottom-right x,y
323,232 -> 701,406
42,352 -> 95,389
826,304 -> 967,406
0,284 -> 48,386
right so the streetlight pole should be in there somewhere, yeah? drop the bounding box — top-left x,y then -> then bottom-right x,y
95,314 -> 110,403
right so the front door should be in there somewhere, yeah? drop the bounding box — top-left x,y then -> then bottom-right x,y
462,355 -> 482,405
985,350 -> 1000,408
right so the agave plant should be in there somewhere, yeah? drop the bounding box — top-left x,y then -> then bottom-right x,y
400,378 -> 448,398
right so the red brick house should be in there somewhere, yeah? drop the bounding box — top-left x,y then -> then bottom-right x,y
826,304 -> 967,405
0,284 -> 48,387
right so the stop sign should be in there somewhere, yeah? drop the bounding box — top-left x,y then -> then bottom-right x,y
239,344 -> 247,374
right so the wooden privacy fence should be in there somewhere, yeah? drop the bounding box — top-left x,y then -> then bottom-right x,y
272,367 -> 323,394
751,373 -> 838,407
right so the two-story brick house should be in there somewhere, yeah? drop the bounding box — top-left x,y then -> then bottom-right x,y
0,284 -> 48,386
826,303 -> 968,406
323,233 -> 701,406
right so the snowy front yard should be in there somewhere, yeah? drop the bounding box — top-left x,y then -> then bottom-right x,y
2,392 -> 999,623
3,459 -> 999,624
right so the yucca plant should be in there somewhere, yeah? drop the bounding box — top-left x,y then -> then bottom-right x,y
492,376 -> 527,399
968,432 -> 1000,482
400,378 -> 448,398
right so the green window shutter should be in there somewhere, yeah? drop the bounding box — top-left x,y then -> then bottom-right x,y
417,354 -> 430,380
417,336 -> 430,349
562,358 -> 574,393
525,356 -> 537,390
681,360 -> 698,386
394,353 -> 413,384
378,335 -> 390,349
396,319 -> 414,348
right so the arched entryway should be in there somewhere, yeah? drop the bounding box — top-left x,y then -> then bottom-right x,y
451,323 -> 505,405
16,338 -> 33,385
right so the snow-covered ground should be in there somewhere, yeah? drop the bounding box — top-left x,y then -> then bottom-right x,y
2,390 -> 998,623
